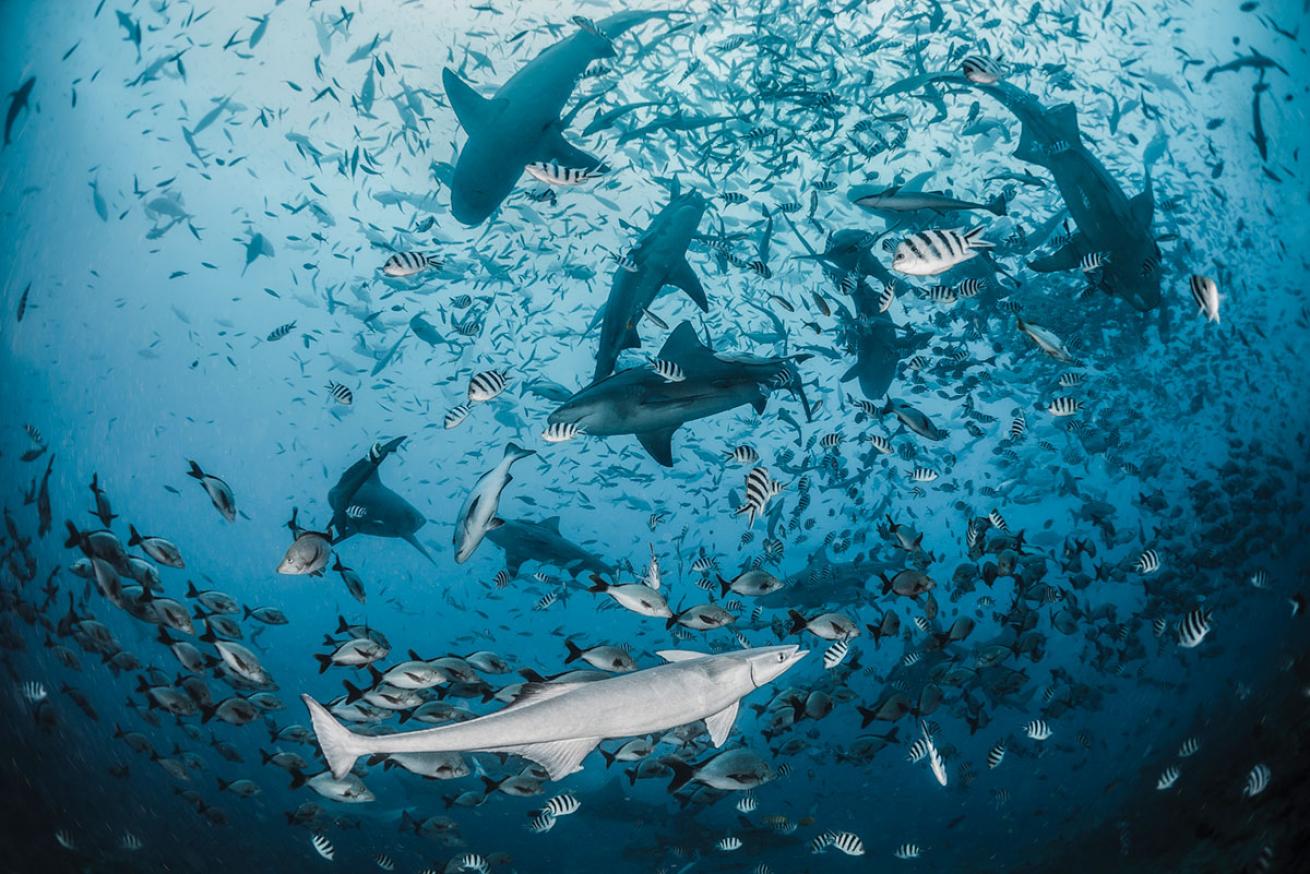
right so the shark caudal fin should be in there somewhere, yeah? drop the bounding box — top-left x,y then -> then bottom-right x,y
302,694 -> 367,780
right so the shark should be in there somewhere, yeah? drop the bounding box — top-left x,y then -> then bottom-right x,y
952,76 -> 1162,310
593,184 -> 708,382
549,321 -> 812,467
327,437 -> 433,564
759,550 -> 894,610
302,645 -> 807,781
485,516 -> 613,579
442,11 -> 672,226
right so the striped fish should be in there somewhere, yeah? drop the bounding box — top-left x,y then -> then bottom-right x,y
1152,616 -> 1167,637
1058,371 -> 1084,388
823,639 -> 849,669
892,227 -> 993,276
722,192 -> 747,204
492,569 -> 511,588
543,793 -> 580,817
737,467 -> 783,528
725,445 -> 759,464
924,285 -> 956,304
894,843 -> 922,860
1009,411 -> 1026,440
533,592 -> 559,611
1243,763 -> 1270,797
1047,396 -> 1082,416
736,792 -> 757,813
830,832 -> 865,856
955,278 -> 983,298
903,652 -> 921,667
444,404 -> 471,429
382,251 -> 439,277
542,422 -> 584,443
649,358 -> 684,382
1176,607 -> 1211,648
467,369 -> 509,402
961,55 -> 1003,83
878,282 -> 897,312
716,836 -> 742,852
861,434 -> 891,455
820,433 -> 841,449
1189,274 -> 1220,323
1079,251 -> 1110,272
1156,765 -> 1180,790
1024,719 -> 1052,741
987,740 -> 1006,769
375,854 -> 395,871
1178,737 -> 1200,757
311,833 -> 334,861
266,321 -> 296,342
809,832 -> 835,854
450,855 -> 489,874
910,467 -> 938,483
906,737 -> 931,763
988,509 -> 1008,531
527,811 -> 556,833
326,381 -> 352,405
1135,549 -> 1160,574
524,161 -> 606,186
691,554 -> 718,574
451,294 -> 473,308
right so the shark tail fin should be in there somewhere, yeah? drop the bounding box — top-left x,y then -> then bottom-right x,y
301,694 -> 367,780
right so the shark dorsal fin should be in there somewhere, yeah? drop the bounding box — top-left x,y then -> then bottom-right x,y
657,322 -> 707,362
656,650 -> 709,662
442,67 -> 504,135
486,737 -> 601,781
540,516 -> 562,532
704,701 -> 739,747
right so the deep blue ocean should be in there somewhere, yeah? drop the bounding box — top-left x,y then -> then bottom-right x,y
2,0 -> 1309,872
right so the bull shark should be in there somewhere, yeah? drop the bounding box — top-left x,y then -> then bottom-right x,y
593,184 -> 708,382
442,11 -> 672,226
485,516 -> 613,579
549,321 -> 812,467
951,76 -> 1162,310
327,437 -> 433,564
302,645 -> 807,781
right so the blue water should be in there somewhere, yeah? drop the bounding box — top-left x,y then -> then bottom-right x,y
3,0 -> 1309,872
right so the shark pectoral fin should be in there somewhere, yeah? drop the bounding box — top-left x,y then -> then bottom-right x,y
622,324 -> 642,351
750,395 -> 767,415
402,534 -> 437,566
1127,190 -> 1154,228
704,701 -> 740,747
636,427 -> 677,467
538,128 -> 606,173
442,68 -> 504,135
1028,233 -> 1088,273
665,257 -> 708,311
655,649 -> 710,662
488,518 -> 506,530
491,737 -> 602,781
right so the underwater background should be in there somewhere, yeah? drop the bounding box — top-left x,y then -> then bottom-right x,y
2,0 -> 1309,871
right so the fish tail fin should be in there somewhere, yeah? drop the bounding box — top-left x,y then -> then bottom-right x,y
127,524 -> 142,547
186,460 -> 204,480
301,694 -> 367,780
663,757 -> 696,793
563,639 -> 584,664
786,610 -> 808,636
857,705 -> 877,729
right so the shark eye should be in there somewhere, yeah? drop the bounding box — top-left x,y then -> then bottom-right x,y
777,653 -> 786,662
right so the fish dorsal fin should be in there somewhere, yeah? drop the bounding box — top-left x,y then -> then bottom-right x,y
504,681 -> 588,710
657,321 -> 707,363
655,650 -> 709,663
540,516 -> 562,532
487,737 -> 601,781
441,68 -> 505,135
665,258 -> 707,311
704,701 -> 740,747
